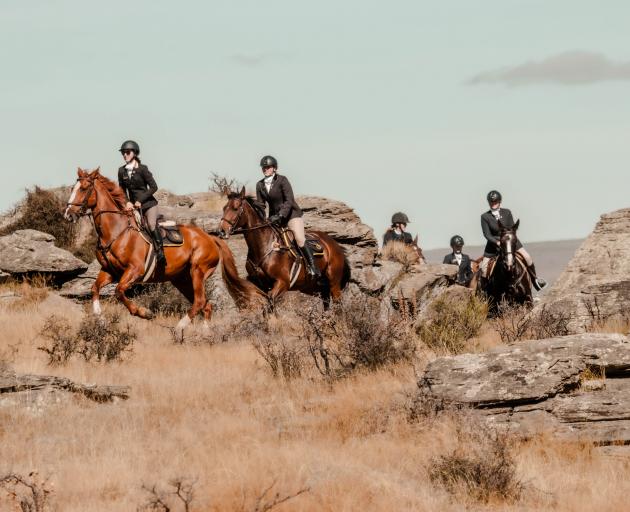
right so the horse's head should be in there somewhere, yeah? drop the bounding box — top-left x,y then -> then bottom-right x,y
498,218 -> 520,272
219,186 -> 249,238
64,167 -> 101,222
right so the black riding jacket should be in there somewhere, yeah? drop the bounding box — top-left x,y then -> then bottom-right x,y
443,252 -> 473,285
383,229 -> 413,247
117,164 -> 158,211
481,208 -> 522,257
255,174 -> 303,223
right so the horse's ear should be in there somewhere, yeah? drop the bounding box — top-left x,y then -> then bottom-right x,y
240,186 -> 246,198
497,219 -> 505,230
93,166 -> 101,175
413,235 -> 418,245
77,167 -> 85,177
514,219 -> 520,231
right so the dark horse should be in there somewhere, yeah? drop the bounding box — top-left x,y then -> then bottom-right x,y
218,188 -> 351,307
64,168 -> 265,333
479,219 -> 533,314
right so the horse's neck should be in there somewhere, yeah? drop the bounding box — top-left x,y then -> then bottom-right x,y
92,183 -> 130,243
242,209 -> 274,260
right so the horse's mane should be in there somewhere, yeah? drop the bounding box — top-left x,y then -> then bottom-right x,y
95,174 -> 128,210
228,192 -> 266,220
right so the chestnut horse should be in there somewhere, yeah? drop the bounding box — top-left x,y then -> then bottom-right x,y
64,168 -> 264,332
219,188 -> 351,307
478,219 -> 533,314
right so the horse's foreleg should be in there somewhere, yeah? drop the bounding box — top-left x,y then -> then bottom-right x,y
268,280 -> 289,311
115,267 -> 152,319
91,270 -> 113,316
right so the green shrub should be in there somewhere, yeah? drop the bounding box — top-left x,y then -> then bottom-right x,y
417,294 -> 488,354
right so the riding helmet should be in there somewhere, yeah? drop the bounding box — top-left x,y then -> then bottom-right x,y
487,190 -> 502,204
450,235 -> 464,247
260,155 -> 278,169
119,140 -> 140,154
391,212 -> 410,225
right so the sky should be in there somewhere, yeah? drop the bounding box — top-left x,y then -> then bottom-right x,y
1,0 -> 629,249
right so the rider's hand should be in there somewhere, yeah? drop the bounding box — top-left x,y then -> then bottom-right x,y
125,202 -> 134,211
268,214 -> 281,225
134,201 -> 141,209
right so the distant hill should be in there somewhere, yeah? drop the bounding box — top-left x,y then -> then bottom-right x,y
423,239 -> 584,289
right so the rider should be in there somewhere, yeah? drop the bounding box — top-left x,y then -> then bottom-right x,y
117,140 -> 166,264
443,235 -> 473,286
480,190 -> 546,291
255,155 -> 321,280
383,212 -> 414,247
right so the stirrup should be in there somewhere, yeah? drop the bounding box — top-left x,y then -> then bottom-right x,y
533,278 -> 547,291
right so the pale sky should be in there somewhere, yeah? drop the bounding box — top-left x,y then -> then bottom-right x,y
1,0 -> 629,249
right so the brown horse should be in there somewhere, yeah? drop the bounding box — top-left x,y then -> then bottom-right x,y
64,168 -> 264,333
218,188 -> 351,308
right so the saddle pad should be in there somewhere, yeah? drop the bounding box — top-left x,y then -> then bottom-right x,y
281,229 -> 324,256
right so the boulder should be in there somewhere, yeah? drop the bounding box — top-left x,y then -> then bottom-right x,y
389,263 -> 458,310
0,230 -> 87,280
59,259 -> 116,298
419,333 -> 630,443
535,208 -> 630,332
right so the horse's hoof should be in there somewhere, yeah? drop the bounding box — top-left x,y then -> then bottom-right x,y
138,307 -> 154,320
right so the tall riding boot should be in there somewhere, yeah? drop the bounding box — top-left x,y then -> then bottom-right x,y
301,244 -> 322,280
527,263 -> 547,291
151,228 -> 167,265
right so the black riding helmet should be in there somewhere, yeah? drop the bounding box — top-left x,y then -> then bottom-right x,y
120,140 -> 140,154
450,235 -> 464,248
487,190 -> 502,204
260,155 -> 278,169
391,212 -> 410,225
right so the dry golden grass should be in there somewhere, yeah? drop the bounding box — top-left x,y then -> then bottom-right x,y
1,291 -> 630,511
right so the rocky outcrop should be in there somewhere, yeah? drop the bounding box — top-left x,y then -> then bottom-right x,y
419,333 -> 630,443
535,208 -> 630,332
59,259 -> 116,298
0,230 -> 87,280
0,368 -> 129,404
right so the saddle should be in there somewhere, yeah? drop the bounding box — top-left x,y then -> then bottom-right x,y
278,227 -> 324,258
157,220 -> 184,247
486,253 -> 527,279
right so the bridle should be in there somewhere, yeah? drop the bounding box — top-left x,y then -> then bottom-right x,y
220,198 -> 271,237
66,176 -> 96,216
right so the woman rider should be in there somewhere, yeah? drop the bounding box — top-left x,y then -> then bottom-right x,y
255,155 -> 321,280
382,212 -> 414,247
480,190 -> 546,291
117,140 -> 166,264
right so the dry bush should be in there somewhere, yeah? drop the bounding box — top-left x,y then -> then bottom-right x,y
71,229 -> 98,263
380,240 -> 420,268
246,479 -> 310,512
416,294 -> 488,354
429,421 -> 522,504
209,172 -> 245,196
252,338 -> 304,381
137,283 -> 191,317
495,303 -> 570,344
0,471 -> 53,512
38,312 -> 136,365
299,294 -> 416,379
138,477 -> 196,512
0,186 -> 76,248
6,278 -> 49,311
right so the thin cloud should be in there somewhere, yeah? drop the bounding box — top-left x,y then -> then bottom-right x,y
468,51 -> 630,86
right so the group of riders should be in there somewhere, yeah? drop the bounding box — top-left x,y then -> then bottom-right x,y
117,139 -> 546,293
383,192 -> 547,292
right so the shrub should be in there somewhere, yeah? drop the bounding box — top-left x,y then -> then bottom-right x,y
136,283 -> 191,317
381,240 -> 421,268
417,294 -> 488,354
0,471 -> 53,512
0,187 -> 76,249
253,338 -> 304,380
495,303 -> 570,344
429,422 -> 522,503
299,294 -> 416,379
38,312 -> 136,365
138,477 -> 196,512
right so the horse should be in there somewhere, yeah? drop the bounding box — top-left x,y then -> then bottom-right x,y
64,168 -> 265,333
478,219 -> 533,314
218,187 -> 351,308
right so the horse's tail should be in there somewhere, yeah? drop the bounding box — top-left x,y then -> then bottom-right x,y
214,237 -> 266,309
341,254 -> 351,290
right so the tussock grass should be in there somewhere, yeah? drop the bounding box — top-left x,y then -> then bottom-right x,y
380,240 -> 421,268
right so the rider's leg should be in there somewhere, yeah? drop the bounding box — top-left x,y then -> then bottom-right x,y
480,257 -> 491,278
517,247 -> 546,291
145,206 -> 166,264
288,217 -> 321,279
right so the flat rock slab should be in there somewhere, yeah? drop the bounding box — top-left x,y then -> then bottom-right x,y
0,369 -> 130,403
419,334 -> 630,444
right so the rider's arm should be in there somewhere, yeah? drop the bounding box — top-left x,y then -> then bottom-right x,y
443,254 -> 451,264
277,176 -> 295,219
481,215 -> 500,244
135,167 -> 158,203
